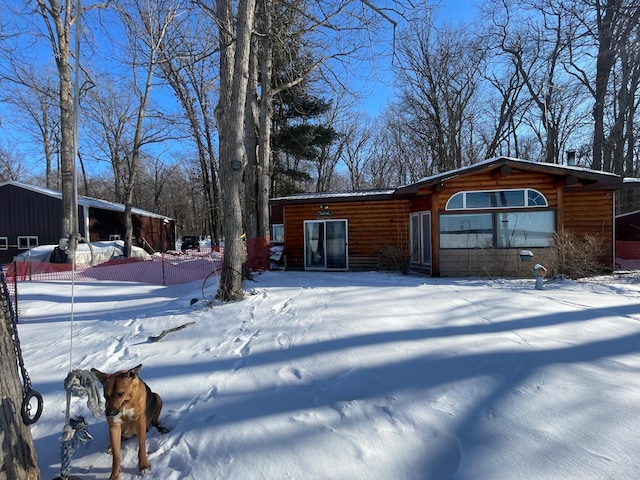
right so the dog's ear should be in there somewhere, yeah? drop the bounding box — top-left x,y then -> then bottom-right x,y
91,368 -> 106,384
128,364 -> 143,378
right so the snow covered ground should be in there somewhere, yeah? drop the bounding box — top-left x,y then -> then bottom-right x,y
15,270 -> 640,479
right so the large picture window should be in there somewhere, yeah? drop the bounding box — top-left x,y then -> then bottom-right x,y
441,214 -> 493,248
495,211 -> 555,247
440,211 -> 555,249
442,189 -> 554,249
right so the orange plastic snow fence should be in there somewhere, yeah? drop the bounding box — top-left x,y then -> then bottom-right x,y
245,236 -> 271,273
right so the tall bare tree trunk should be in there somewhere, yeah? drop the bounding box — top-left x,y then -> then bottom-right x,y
35,0 -> 76,238
1,286 -> 40,480
591,0 -> 617,171
244,33 -> 259,242
215,0 -> 257,301
243,0 -> 272,272
256,0 -> 273,265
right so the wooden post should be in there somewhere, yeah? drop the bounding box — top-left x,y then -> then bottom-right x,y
430,192 -> 440,276
556,185 -> 564,234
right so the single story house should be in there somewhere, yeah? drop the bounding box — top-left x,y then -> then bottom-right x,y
270,156 -> 629,276
0,181 -> 175,264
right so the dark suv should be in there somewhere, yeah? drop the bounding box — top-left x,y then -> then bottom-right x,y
181,236 -> 200,251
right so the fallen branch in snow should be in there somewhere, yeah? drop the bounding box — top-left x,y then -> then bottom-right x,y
148,322 -> 196,343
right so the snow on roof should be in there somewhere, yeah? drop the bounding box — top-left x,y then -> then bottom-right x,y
270,189 -> 396,202
616,209 -> 640,219
271,157 -> 626,204
0,180 -> 173,220
398,156 -> 620,190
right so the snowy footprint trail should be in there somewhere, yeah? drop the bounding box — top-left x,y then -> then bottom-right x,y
17,271 -> 640,479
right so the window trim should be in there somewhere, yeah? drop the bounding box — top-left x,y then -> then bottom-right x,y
303,219 -> 348,271
17,236 -> 39,250
0,237 -> 7,250
445,188 -> 548,210
410,211 -> 432,267
439,210 -> 556,249
270,224 -> 284,244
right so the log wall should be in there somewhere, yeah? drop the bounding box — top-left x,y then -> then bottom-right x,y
283,200 -> 410,270
562,189 -> 614,269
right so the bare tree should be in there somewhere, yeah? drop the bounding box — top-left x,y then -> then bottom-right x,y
157,5 -> 223,245
483,0 -> 591,164
83,77 -> 134,202
310,101 -> 343,192
618,28 -> 640,177
244,16 -> 260,244
254,0 -> 275,255
214,0 -> 257,300
338,113 -> 376,190
381,101 -> 435,182
241,0 -> 276,271
477,53 -> 531,159
112,0 -> 181,256
0,146 -> 24,182
0,67 -> 60,188
566,0 -> 640,171
367,124 -> 402,188
394,15 -> 485,172
31,0 -> 80,238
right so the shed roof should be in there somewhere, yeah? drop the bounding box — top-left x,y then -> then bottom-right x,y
0,181 -> 173,221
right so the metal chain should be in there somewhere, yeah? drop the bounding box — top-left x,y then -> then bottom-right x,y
1,268 -> 42,425
0,269 -> 31,390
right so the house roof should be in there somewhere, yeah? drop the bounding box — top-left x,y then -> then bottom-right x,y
395,156 -> 623,195
270,189 -> 396,204
616,209 -> 640,219
269,157 -> 629,204
0,181 -> 173,221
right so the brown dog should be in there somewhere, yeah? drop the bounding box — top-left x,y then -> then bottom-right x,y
91,364 -> 167,480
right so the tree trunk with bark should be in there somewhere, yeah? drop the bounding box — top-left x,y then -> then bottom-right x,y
215,0 -> 257,301
35,0 -> 77,238
1,286 -> 40,480
256,0 -> 274,269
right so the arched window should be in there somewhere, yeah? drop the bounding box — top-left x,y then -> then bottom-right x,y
445,189 -> 548,210
441,189 -> 554,249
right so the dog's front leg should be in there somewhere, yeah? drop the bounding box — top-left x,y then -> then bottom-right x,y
136,417 -> 151,476
108,421 -> 122,480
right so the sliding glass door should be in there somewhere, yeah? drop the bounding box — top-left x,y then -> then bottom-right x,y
304,219 -> 348,270
410,211 -> 431,270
